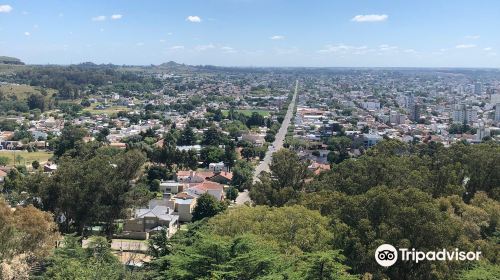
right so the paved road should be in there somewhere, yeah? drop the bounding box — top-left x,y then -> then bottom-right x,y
235,80 -> 299,205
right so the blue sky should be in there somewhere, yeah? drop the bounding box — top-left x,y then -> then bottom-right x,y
0,0 -> 499,67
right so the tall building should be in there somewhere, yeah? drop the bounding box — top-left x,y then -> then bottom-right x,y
495,103 -> 500,122
452,104 -> 478,124
408,93 -> 420,122
491,93 -> 500,105
476,123 -> 490,141
474,82 -> 482,95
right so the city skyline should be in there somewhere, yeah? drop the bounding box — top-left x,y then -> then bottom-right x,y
1,0 -> 500,67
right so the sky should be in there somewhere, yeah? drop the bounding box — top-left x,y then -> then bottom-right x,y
0,0 -> 499,67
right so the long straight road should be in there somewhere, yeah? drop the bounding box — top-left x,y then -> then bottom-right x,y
235,80 -> 299,205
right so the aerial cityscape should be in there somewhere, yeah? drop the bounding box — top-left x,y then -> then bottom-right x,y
0,1 -> 499,280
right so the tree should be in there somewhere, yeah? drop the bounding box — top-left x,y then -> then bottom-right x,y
0,198 -> 59,279
191,193 -> 226,221
223,142 -> 237,170
300,186 -> 470,280
231,160 -> 254,191
27,93 -> 46,112
299,251 -> 357,280
246,112 -> 265,128
200,146 -> 224,167
95,127 -> 110,143
51,125 -> 87,157
31,160 -> 40,170
27,146 -> 147,235
250,149 -> 309,206
202,126 -> 222,146
207,205 -> 333,253
459,262 -> 500,280
240,146 -> 255,161
0,156 -> 8,166
148,229 -> 172,258
42,235 -> 125,280
225,187 -> 239,202
178,126 -> 196,146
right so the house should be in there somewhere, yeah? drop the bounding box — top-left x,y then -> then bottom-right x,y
121,205 -> 179,240
208,161 -> 225,172
187,181 -> 225,201
209,171 -> 233,185
147,193 -> 196,222
159,181 -> 185,194
308,162 -> 331,175
240,133 -> 265,146
363,134 -> 383,148
175,170 -> 206,184
176,169 -> 232,188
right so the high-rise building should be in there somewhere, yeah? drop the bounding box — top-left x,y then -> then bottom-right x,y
452,104 -> 478,124
495,103 -> 500,122
474,82 -> 482,95
491,93 -> 500,105
407,93 -> 420,122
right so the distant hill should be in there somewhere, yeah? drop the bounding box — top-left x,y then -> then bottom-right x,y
0,56 -> 25,65
156,61 -> 197,72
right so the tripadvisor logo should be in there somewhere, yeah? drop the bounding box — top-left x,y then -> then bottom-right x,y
374,244 -> 481,267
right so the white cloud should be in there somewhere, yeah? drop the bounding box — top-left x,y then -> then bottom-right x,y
351,14 -> 388,22
318,44 -> 370,54
221,46 -> 237,53
159,39 -> 166,43
92,15 -> 107,21
136,42 -> 144,46
403,49 -> 417,53
465,35 -> 480,39
167,32 -> 173,36
195,43 -> 215,51
169,45 -> 185,50
379,44 -> 398,51
186,15 -> 201,23
111,14 -> 123,20
456,44 -> 476,49
0,4 -> 13,13
483,47 -> 493,51
24,31 -> 30,36
270,35 -> 285,40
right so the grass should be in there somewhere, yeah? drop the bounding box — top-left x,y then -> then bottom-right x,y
83,104 -> 130,115
0,84 -> 57,100
0,150 -> 53,167
0,64 -> 27,75
222,109 -> 270,117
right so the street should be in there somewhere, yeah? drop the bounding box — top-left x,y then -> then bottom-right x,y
235,80 -> 299,204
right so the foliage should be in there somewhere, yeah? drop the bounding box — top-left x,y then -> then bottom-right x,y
231,160 -> 254,190
225,186 -> 239,201
21,145 -> 147,235
250,149 -> 309,206
191,193 -> 227,222
42,235 -> 125,280
0,198 -> 60,279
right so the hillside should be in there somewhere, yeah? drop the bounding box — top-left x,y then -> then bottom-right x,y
0,56 -> 25,65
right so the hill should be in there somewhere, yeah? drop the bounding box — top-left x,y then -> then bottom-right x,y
0,56 -> 25,65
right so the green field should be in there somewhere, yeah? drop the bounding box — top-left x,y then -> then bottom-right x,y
222,109 -> 270,117
0,150 -> 54,167
0,83 -> 57,100
83,104 -> 130,115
